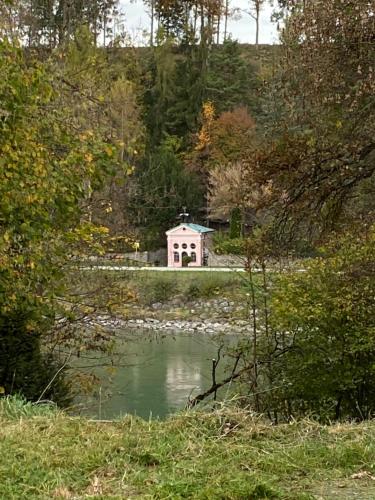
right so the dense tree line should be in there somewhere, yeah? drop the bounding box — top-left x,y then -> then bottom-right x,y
1,0 -> 273,248
0,0 -> 117,47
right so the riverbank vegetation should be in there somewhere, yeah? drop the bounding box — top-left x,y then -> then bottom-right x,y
112,269 -> 247,303
2,396 -> 375,499
239,229 -> 375,422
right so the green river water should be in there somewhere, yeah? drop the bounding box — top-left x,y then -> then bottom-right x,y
75,330 -> 239,420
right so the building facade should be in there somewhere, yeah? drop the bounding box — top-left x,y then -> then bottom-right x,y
166,223 -> 214,267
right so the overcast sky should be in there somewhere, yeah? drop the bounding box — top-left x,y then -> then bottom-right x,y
119,1 -> 280,45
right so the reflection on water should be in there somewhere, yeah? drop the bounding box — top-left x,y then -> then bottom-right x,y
74,330 -> 237,420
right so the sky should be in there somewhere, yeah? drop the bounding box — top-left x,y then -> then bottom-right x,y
118,1 -> 280,45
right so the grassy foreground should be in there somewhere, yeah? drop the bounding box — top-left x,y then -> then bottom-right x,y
1,398 -> 375,499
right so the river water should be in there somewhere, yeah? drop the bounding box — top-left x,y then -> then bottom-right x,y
74,330 -> 239,420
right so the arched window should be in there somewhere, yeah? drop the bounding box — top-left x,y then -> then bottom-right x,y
191,252 -> 196,262
173,252 -> 179,263
173,243 -> 179,249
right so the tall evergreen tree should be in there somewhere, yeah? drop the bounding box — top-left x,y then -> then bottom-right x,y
143,38 -> 208,146
132,139 -> 204,248
206,39 -> 258,114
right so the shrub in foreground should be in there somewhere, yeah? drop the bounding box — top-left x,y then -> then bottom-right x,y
265,227 -> 375,421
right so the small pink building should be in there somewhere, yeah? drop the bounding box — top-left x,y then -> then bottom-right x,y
166,223 -> 214,268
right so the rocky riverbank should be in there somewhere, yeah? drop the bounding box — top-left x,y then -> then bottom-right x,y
126,317 -> 251,335
130,297 -> 251,334
86,314 -> 251,335
86,297 -> 253,335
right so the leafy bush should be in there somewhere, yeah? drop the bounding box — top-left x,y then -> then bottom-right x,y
182,254 -> 192,267
213,232 -> 246,255
265,227 -> 375,421
187,274 -> 237,299
144,277 -> 178,303
186,283 -> 201,299
133,271 -> 243,303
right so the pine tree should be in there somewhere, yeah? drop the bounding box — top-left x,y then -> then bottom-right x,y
206,39 -> 257,114
132,139 -> 204,248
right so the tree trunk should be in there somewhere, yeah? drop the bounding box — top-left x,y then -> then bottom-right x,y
102,15 -> 105,47
248,263 -> 259,412
224,0 -> 229,41
193,2 -> 198,39
200,2 -> 204,42
150,0 -> 154,47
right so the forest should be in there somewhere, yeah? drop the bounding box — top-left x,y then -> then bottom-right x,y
0,0 -> 374,423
